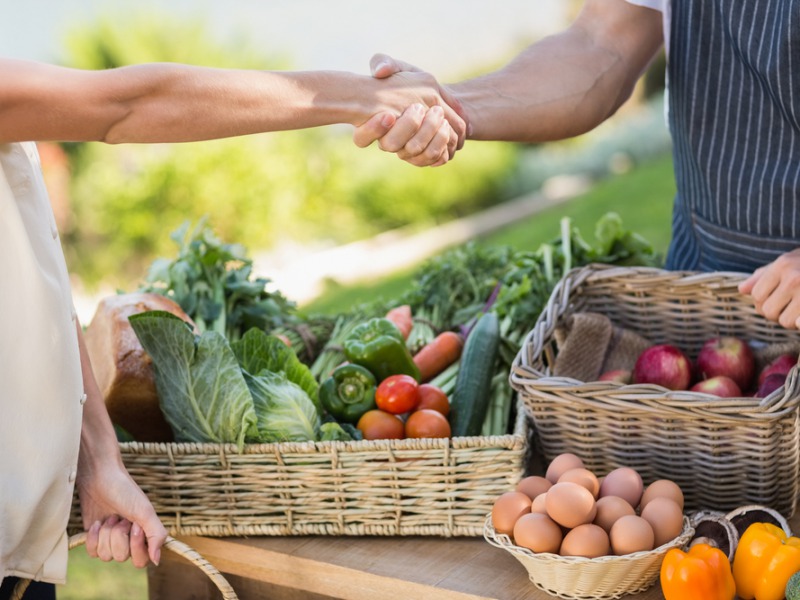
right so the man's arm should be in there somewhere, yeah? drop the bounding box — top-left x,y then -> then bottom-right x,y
0,59 -> 465,162
450,0 -> 664,142
355,0 -> 663,153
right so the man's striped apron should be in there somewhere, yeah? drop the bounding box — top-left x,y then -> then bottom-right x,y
665,0 -> 800,272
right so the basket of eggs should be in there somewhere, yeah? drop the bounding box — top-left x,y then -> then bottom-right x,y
484,453 -> 694,600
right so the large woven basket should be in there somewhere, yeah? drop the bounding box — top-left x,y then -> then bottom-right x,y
484,514 -> 694,600
510,264 -> 800,517
69,410 -> 526,537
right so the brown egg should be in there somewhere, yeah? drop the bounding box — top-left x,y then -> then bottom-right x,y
640,497 -> 684,547
491,491 -> 532,536
640,479 -> 685,511
558,467 -> 600,498
560,524 -> 611,558
513,512 -> 563,554
516,475 -> 553,500
609,515 -> 655,555
593,495 -> 636,534
599,467 -> 644,508
545,481 -> 597,529
545,453 -> 585,484
531,493 -> 549,515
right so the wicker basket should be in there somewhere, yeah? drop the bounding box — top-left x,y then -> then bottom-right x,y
69,410 -> 526,537
484,514 -> 694,600
511,264 -> 800,517
12,533 -> 237,600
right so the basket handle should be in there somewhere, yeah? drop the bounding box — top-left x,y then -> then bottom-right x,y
12,532 -> 238,600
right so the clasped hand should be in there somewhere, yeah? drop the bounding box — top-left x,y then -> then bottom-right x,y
354,53 -> 467,167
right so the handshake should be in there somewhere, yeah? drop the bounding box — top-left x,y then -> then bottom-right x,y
352,53 -> 470,168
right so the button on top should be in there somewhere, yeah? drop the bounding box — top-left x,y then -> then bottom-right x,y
79,393 -> 87,406
68,470 -> 77,483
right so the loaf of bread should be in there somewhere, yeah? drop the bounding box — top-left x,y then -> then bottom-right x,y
84,292 -> 195,442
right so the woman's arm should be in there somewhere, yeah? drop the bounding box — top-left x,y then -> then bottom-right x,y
0,58 -> 465,161
74,320 -> 167,567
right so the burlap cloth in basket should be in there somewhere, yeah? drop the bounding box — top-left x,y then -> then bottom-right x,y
552,312 -> 651,381
552,311 -> 800,382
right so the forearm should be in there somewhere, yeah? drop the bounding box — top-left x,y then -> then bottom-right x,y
450,1 -> 663,142
76,321 -> 122,475
0,60 -> 408,144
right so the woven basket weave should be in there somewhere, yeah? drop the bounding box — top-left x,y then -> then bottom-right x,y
510,264 -> 800,517
484,514 -> 694,600
69,410 -> 526,537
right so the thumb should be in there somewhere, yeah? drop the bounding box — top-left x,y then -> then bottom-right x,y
369,52 -> 422,78
353,112 -> 396,148
140,512 -> 168,567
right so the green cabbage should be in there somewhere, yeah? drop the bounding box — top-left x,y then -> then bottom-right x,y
244,371 -> 320,443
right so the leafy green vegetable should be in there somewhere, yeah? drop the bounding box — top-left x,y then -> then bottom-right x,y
129,311 -> 257,449
244,371 -> 320,443
139,219 -> 299,341
319,421 -> 359,442
231,328 -> 321,414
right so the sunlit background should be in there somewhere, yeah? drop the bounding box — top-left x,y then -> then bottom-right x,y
2,1 -> 670,317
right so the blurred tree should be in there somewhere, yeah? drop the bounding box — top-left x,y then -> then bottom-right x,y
58,11 -> 518,290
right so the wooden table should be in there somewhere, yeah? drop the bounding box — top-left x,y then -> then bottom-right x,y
147,512 -> 800,600
148,534 -> 666,600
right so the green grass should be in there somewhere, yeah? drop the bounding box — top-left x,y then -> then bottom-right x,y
61,548 -> 147,600
302,153 -> 676,316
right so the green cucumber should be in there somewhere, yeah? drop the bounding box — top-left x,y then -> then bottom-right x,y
450,312 -> 501,437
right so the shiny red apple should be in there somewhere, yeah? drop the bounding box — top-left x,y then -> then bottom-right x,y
758,353 -> 797,386
632,344 -> 693,390
695,336 -> 755,392
756,373 -> 787,398
690,375 -> 742,397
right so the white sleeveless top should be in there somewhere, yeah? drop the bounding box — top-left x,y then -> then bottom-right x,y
0,142 -> 84,584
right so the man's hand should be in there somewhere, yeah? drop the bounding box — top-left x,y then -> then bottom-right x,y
739,248 -> 800,330
353,53 -> 469,166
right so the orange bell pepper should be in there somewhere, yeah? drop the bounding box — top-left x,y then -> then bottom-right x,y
660,543 -> 736,600
733,522 -> 800,600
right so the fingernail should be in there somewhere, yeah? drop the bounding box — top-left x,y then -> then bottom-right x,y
131,523 -> 142,537
154,548 -> 161,567
90,520 -> 101,534
381,114 -> 395,128
374,61 -> 389,74
413,103 -> 425,114
467,123 -> 474,137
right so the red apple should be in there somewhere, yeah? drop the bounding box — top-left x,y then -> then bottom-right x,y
756,373 -> 787,398
632,344 -> 693,390
695,337 -> 755,392
598,369 -> 632,384
758,353 -> 797,386
690,375 -> 742,397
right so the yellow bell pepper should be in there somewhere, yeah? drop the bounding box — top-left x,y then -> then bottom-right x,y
733,522 -> 800,600
660,543 -> 736,600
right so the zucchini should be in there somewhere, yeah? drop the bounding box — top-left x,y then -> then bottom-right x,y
450,312 -> 500,437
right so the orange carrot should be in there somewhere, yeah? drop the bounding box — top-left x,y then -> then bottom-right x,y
385,304 -> 413,340
413,331 -> 464,382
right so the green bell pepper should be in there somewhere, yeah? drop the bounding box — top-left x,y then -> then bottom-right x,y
319,364 -> 377,423
343,317 -> 421,382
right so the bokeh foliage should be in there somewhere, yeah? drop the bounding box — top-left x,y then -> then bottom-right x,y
58,11 -> 519,289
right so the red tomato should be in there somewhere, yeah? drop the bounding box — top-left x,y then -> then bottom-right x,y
415,384 -> 450,417
375,374 -> 419,414
404,409 -> 451,439
357,409 -> 405,440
